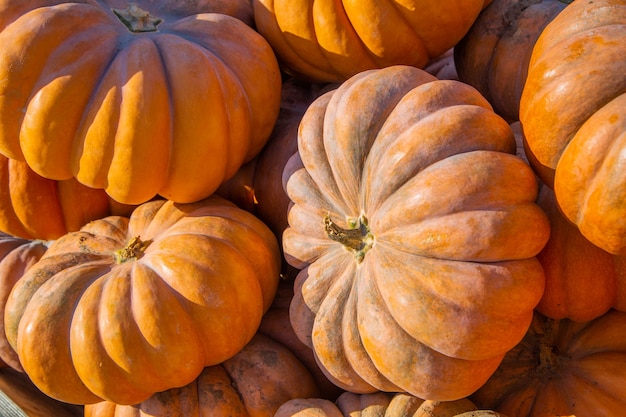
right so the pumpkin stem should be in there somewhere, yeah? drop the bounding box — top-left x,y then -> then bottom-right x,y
114,236 -> 152,264
324,214 -> 374,263
536,317 -> 568,374
112,4 -> 162,33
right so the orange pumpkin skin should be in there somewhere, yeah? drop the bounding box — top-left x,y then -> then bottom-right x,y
0,0 -> 281,205
471,310 -> 626,417
535,185 -> 626,322
252,0 -> 490,83
0,155 -> 136,240
0,233 -> 47,372
282,65 -> 550,401
454,0 -> 569,122
83,333 -> 320,417
518,0 -> 626,254
4,196 -> 281,405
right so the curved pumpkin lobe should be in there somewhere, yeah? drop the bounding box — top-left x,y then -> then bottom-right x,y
112,4 -> 162,33
324,215 -> 374,263
113,236 -> 152,264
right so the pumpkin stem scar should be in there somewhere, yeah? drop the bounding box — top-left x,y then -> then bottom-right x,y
112,3 -> 162,33
324,214 -> 374,263
114,236 -> 153,263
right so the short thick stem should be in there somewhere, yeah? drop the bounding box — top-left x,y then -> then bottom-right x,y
324,214 -> 374,263
114,236 -> 152,263
112,4 -> 162,33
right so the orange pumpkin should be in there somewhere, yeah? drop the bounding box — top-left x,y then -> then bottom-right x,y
83,333 -> 321,417
0,233 -> 48,372
454,0 -> 569,122
276,393 -> 505,417
535,185 -> 626,322
471,310 -> 626,416
4,196 -> 281,405
282,65 -> 550,400
0,155 -> 135,240
518,0 -> 626,254
0,0 -> 281,205
252,0 -> 491,83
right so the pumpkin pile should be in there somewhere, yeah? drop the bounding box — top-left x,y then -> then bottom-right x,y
0,0 -> 623,416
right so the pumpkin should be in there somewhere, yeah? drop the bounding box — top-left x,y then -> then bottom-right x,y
83,333 -> 320,417
252,0 -> 491,83
0,0 -> 281,205
276,393 -> 506,417
535,185 -> 626,322
471,310 -> 626,416
3,196 -> 281,405
0,154 -> 135,240
454,0 -> 569,123
518,0 -> 626,254
0,233 -> 48,372
282,65 -> 550,401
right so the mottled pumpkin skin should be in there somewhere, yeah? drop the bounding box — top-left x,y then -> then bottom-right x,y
535,186 -> 626,322
519,0 -> 626,254
83,333 -> 320,417
4,196 -> 281,405
454,0 -> 569,122
471,310 -> 626,416
0,155 -> 135,240
0,0 -> 281,205
282,65 -> 550,401
0,233 -> 47,372
252,0 -> 491,83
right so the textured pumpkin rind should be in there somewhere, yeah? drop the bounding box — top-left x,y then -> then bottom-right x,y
252,0 -> 489,82
471,310 -> 626,416
4,196 -> 281,405
0,1 -> 281,205
282,65 -> 550,401
84,333 -> 321,417
518,0 -> 626,254
454,0 -> 568,122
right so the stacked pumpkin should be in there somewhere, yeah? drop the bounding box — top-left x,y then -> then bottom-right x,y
0,0 -> 623,416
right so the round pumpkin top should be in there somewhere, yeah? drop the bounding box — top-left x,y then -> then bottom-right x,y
282,65 -> 550,401
4,196 -> 281,405
0,0 -> 281,205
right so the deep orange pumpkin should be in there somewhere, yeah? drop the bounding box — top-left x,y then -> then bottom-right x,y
282,65 -> 550,401
535,185 -> 626,322
83,333 -> 321,417
0,155 -> 134,240
252,0 -> 491,83
4,196 -> 281,405
518,0 -> 626,255
0,0 -> 281,205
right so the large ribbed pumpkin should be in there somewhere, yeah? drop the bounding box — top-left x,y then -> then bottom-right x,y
0,0 -> 281,205
252,0 -> 491,83
282,65 -> 550,401
83,333 -> 321,417
4,196 -> 281,405
518,0 -> 626,255
0,155 -> 134,240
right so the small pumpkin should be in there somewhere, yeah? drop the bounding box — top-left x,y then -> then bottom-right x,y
0,0 -> 281,205
518,0 -> 626,254
0,155 -> 134,240
83,333 -> 320,417
282,65 -> 550,400
0,233 -> 48,372
535,185 -> 626,322
4,196 -> 281,405
252,0 -> 491,83
454,0 -> 569,122
471,310 -> 626,416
